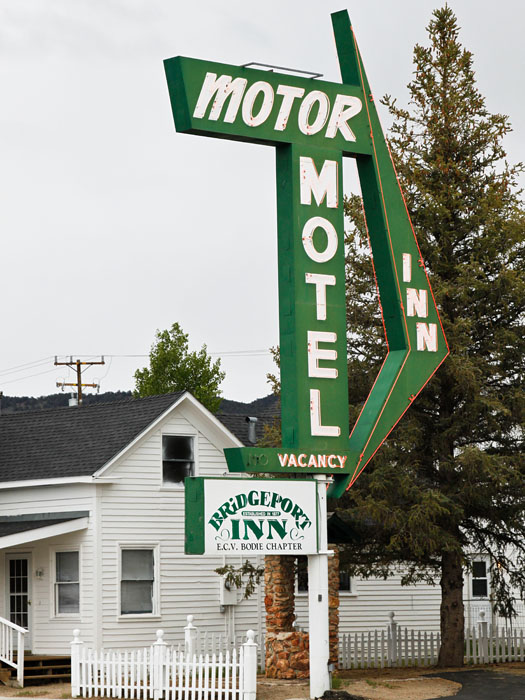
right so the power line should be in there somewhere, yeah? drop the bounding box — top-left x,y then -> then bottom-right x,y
0,356 -> 54,376
0,367 -> 60,386
0,349 -> 273,389
210,350 -> 271,357
101,350 -> 272,358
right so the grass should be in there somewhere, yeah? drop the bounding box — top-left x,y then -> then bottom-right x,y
365,678 -> 396,689
331,675 -> 342,689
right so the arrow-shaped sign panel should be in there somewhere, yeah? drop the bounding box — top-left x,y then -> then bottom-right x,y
328,11 -> 449,495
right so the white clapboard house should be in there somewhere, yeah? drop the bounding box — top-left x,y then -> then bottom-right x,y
0,391 -> 512,663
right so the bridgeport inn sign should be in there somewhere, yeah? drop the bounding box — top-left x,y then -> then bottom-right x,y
164,9 -> 448,696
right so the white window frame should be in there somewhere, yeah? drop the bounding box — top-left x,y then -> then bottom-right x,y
338,567 -> 358,598
295,556 -> 309,596
294,556 -> 358,598
471,558 -> 490,599
118,543 -> 160,620
160,432 -> 198,489
50,546 -> 81,619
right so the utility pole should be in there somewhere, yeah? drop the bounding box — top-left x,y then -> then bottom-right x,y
55,356 -> 105,405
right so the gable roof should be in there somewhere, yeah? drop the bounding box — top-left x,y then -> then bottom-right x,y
0,392 -> 183,483
217,412 -> 278,446
0,392 -> 279,486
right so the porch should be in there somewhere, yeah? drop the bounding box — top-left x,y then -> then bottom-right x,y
0,653 -> 71,687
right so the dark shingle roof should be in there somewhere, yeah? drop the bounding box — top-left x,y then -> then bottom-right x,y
0,393 -> 183,483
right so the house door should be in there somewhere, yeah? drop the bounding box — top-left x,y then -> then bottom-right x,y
6,555 -> 32,650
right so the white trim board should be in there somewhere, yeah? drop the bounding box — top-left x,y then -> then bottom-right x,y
0,517 -> 89,550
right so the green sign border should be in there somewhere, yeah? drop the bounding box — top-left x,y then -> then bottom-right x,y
184,476 -> 318,555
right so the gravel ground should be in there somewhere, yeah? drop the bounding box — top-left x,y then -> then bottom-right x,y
0,664 -> 523,700
257,673 -> 460,700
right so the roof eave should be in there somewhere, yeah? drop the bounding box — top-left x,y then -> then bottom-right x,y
0,475 -> 96,490
0,516 -> 89,550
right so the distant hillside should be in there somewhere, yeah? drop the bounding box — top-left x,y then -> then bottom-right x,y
0,391 -> 279,416
0,391 -> 133,414
218,394 -> 279,416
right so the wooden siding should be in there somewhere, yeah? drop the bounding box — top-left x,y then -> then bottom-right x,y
296,572 -> 442,634
0,483 -> 97,653
98,407 -> 261,649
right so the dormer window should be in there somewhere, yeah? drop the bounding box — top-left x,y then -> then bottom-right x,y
162,435 -> 194,485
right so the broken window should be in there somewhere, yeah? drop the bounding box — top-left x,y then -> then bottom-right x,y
162,435 -> 195,485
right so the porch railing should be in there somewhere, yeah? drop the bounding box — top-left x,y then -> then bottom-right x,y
0,616 -> 27,687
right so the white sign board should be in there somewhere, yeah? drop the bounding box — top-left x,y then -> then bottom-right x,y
203,479 -> 318,555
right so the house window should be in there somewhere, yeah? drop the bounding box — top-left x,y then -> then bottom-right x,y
472,560 -> 488,597
296,556 -> 353,593
339,568 -> 352,593
55,551 -> 80,615
162,435 -> 194,485
297,556 -> 308,593
120,549 -> 155,615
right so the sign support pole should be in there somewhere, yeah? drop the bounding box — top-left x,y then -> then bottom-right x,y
308,474 -> 331,698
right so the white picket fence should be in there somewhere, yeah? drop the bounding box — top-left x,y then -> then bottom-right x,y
339,616 -> 440,669
465,601 -> 525,629
193,628 -> 265,670
71,625 -> 257,700
0,615 -> 26,687
338,611 -> 525,669
465,614 -> 525,664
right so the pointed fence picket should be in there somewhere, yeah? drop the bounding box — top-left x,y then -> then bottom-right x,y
195,628 -> 265,670
71,627 -> 257,700
339,611 -> 525,669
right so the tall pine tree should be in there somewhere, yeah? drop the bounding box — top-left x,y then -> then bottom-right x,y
338,6 -> 525,666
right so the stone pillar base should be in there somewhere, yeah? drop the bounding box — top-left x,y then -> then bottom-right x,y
329,546 -> 340,668
265,631 -> 310,679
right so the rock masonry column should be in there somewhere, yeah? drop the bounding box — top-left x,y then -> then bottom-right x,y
264,555 -> 309,679
264,550 -> 341,678
328,546 -> 340,668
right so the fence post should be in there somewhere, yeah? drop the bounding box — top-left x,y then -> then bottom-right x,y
388,612 -> 397,666
184,615 -> 197,658
242,630 -> 257,700
479,611 -> 488,662
71,629 -> 84,698
153,630 -> 166,700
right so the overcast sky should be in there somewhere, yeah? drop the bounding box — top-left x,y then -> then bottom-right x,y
0,0 -> 523,402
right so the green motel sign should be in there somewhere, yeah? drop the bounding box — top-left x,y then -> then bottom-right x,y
164,10 -> 448,498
